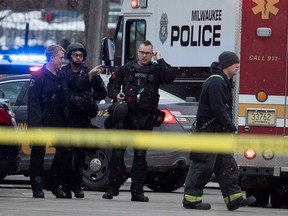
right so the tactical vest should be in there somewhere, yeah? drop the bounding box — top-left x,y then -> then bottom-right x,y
123,62 -> 160,111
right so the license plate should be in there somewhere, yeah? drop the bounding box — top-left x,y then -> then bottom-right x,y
246,109 -> 276,126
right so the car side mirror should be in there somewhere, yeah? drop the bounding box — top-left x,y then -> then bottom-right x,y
101,37 -> 115,68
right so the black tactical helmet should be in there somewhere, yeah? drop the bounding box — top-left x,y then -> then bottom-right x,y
108,101 -> 128,122
66,42 -> 87,59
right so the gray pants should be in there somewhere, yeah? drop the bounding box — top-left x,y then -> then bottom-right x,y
184,153 -> 241,199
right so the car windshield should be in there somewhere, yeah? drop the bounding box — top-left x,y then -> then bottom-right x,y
0,80 -> 27,106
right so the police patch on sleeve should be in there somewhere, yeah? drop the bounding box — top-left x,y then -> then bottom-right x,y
29,78 -> 36,87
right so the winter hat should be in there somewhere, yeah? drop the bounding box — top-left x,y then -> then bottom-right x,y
218,51 -> 239,69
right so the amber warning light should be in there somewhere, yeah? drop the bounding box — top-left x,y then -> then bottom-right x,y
256,90 -> 268,102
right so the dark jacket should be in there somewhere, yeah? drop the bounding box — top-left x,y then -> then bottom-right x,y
107,59 -> 175,112
61,64 -> 107,121
196,62 -> 237,132
27,64 -> 69,127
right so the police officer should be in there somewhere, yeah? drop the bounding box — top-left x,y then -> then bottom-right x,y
183,51 -> 256,210
28,45 -> 68,198
102,40 -> 175,202
60,42 -> 107,198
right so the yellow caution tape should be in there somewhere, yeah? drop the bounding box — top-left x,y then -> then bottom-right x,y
0,127 -> 288,155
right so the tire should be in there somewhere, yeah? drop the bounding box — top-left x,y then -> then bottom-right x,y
245,188 -> 269,207
145,169 -> 187,192
81,148 -> 111,191
271,187 -> 288,208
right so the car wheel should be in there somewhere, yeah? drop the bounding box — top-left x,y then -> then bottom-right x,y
271,187 -> 288,208
81,148 -> 111,191
245,188 -> 269,207
145,169 -> 187,192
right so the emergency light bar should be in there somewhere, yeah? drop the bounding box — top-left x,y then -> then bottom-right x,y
0,54 -> 46,62
9,54 -> 46,62
131,0 -> 147,8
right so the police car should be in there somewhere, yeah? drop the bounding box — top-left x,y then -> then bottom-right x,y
0,54 -> 44,78
0,55 -> 197,192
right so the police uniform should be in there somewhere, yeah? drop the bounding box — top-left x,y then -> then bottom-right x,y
60,63 -> 107,195
183,51 -> 256,210
28,65 -> 69,197
104,59 -> 175,201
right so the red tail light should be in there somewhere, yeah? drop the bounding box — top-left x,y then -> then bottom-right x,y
0,108 -> 13,125
131,0 -> 138,8
30,66 -> 41,72
244,148 -> 256,159
161,109 -> 177,124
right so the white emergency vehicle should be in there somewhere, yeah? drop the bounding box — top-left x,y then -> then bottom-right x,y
104,0 -> 288,208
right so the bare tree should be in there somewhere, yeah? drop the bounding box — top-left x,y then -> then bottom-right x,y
56,0 -> 109,66
0,0 -> 67,11
85,0 -> 109,67
0,0 -> 115,65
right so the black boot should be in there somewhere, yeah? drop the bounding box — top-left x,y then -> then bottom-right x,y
131,194 -> 149,202
72,185 -> 84,198
31,176 -> 45,198
33,189 -> 45,198
102,190 -> 119,200
51,185 -> 68,198
62,185 -> 72,199
183,199 -> 211,210
65,190 -> 72,199
227,196 -> 256,211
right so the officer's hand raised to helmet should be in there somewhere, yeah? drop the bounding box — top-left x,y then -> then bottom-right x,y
153,51 -> 162,61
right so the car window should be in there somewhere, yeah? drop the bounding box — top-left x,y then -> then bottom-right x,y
0,81 -> 27,106
158,89 -> 185,104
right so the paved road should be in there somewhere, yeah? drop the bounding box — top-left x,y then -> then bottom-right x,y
0,176 -> 287,216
